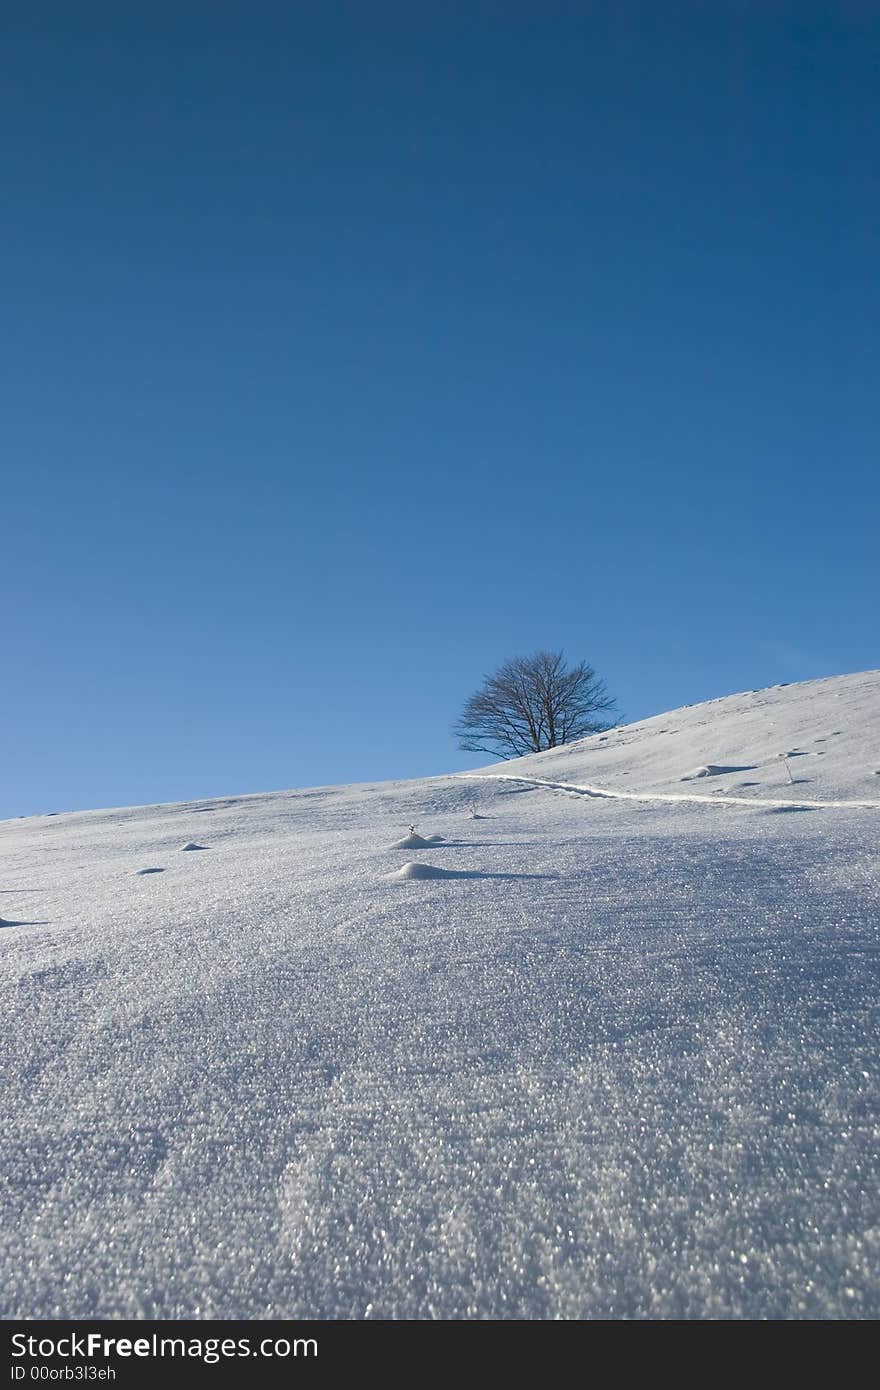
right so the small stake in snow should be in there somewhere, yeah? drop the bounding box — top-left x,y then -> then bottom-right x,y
778,753 -> 795,785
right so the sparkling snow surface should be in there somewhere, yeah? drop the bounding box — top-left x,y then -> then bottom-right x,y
2,672 -> 879,1319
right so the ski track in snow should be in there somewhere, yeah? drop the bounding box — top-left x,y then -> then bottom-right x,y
2,670 -> 880,1319
459,772 -> 880,810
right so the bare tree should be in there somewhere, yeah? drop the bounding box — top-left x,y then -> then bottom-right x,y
456,650 -> 620,759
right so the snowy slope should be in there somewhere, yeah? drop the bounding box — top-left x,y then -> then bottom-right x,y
480,669 -> 880,804
1,673 -> 879,1319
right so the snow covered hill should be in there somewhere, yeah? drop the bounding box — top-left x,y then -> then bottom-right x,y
477,668 -> 880,804
1,672 -> 879,1319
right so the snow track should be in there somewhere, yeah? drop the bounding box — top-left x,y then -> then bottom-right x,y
460,772 -> 880,811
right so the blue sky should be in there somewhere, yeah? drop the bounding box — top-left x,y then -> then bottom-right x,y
3,2 -> 878,818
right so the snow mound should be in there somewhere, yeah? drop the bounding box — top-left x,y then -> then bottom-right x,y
390,833 -> 437,849
681,764 -> 754,780
386,861 -> 456,880
181,842 -> 209,851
